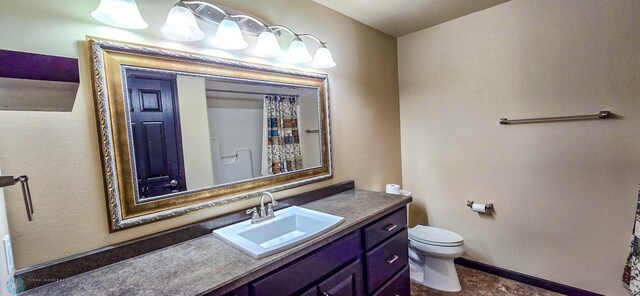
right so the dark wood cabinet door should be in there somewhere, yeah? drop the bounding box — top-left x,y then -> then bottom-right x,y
372,266 -> 410,296
317,259 -> 364,296
127,73 -> 186,199
298,286 -> 318,296
250,232 -> 361,296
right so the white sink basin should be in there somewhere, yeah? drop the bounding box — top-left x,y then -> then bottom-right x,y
213,206 -> 344,259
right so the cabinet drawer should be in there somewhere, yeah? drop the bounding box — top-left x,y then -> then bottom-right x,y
365,229 -> 408,293
364,208 -> 407,250
372,266 -> 410,296
250,232 -> 361,296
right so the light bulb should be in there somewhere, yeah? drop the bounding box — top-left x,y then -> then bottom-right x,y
283,37 -> 312,64
161,6 -> 204,41
211,18 -> 248,50
91,0 -> 148,29
254,30 -> 283,58
311,45 -> 336,68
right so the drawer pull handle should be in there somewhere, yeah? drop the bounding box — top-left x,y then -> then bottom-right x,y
384,224 -> 398,232
386,255 -> 399,264
322,293 -> 330,296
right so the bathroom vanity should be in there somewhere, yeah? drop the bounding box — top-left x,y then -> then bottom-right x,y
228,205 -> 410,296
20,189 -> 411,296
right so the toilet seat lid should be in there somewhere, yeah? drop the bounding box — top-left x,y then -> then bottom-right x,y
409,226 -> 463,245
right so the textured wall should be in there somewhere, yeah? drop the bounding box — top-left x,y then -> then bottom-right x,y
0,0 -> 401,269
399,0 -> 640,294
176,75 -> 215,190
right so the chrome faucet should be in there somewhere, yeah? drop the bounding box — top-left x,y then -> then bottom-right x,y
246,192 -> 278,224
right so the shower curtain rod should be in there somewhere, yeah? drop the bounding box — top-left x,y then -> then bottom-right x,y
205,89 -> 300,97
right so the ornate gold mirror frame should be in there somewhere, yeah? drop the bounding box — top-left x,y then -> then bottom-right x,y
88,37 -> 332,231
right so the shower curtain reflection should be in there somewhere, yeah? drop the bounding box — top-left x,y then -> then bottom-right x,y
264,95 -> 303,175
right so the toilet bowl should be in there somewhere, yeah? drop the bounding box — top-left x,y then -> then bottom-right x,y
408,225 -> 465,292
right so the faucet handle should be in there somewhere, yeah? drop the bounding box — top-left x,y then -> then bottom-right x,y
267,203 -> 275,216
246,207 -> 258,216
246,207 -> 259,221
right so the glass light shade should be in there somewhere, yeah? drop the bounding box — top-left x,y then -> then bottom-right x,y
253,31 -> 283,58
311,45 -> 336,68
283,37 -> 312,64
211,18 -> 248,50
91,0 -> 148,29
161,6 -> 204,41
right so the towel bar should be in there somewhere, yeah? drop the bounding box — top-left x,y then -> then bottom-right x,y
500,111 -> 610,125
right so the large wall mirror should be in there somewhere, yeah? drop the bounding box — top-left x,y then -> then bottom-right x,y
89,37 -> 331,231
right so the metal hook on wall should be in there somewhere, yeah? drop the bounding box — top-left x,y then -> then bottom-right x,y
0,175 -> 34,221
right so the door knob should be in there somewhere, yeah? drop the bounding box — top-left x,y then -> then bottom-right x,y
163,180 -> 178,188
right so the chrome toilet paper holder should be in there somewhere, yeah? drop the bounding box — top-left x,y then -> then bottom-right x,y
467,200 -> 494,211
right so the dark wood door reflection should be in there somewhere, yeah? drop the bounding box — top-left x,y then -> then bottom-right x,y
127,73 -> 186,199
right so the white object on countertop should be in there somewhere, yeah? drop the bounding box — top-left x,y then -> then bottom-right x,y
385,184 -> 400,194
399,189 -> 412,196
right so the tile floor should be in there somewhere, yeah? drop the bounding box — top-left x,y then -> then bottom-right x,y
410,265 -> 562,296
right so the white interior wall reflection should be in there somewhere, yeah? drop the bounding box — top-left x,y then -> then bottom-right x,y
174,77 -> 323,186
205,83 -> 321,185
207,98 -> 264,183
297,89 -> 322,168
176,76 -> 215,189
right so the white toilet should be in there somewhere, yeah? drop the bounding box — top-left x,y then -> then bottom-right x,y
408,225 -> 465,292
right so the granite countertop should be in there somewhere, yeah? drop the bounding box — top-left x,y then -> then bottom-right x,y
20,189 -> 410,296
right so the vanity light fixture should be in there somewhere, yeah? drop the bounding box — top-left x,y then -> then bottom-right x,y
284,36 -> 313,64
160,4 -> 205,41
91,0 -> 148,29
91,0 -> 336,68
254,29 -> 284,58
311,44 -> 336,69
211,17 -> 248,50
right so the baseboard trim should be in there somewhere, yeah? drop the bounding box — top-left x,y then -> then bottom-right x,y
454,258 -> 603,296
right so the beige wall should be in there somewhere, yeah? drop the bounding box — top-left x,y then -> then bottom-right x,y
176,75 -> 215,189
0,0 -> 401,269
399,0 -> 640,294
0,168 -> 14,296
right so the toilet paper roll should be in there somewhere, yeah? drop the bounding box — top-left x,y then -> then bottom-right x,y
472,203 -> 487,213
385,184 -> 400,194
